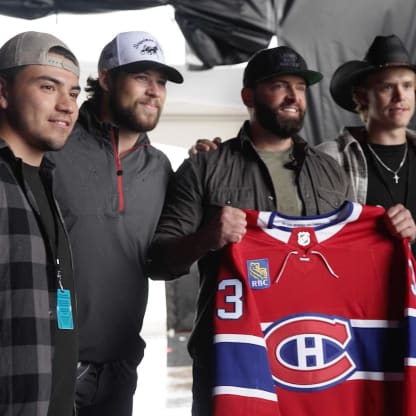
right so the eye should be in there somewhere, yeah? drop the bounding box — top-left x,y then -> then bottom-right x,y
380,83 -> 393,91
41,83 -> 55,91
157,78 -> 167,87
134,74 -> 148,82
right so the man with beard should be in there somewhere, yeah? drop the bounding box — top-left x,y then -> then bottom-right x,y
146,46 -> 352,416
48,31 -> 183,416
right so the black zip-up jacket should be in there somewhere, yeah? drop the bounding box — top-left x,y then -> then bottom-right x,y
49,101 -> 172,363
147,121 -> 353,360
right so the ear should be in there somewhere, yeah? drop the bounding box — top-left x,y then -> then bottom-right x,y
98,70 -> 111,92
352,87 -> 368,108
0,77 -> 9,109
241,87 -> 254,108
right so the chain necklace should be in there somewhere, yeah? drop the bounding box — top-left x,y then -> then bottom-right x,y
367,142 -> 408,184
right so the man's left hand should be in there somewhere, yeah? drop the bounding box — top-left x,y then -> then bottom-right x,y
385,203 -> 416,242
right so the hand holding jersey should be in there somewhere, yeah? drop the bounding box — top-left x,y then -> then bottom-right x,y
385,203 -> 416,242
206,206 -> 247,250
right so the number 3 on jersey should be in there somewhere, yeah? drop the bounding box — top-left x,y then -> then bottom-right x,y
217,278 -> 243,320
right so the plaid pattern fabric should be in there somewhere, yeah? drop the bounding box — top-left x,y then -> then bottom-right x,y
0,143 -> 55,415
317,126 -> 416,204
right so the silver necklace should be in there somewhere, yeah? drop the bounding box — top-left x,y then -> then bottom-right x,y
367,142 -> 408,184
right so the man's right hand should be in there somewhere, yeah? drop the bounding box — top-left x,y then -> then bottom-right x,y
205,206 -> 247,250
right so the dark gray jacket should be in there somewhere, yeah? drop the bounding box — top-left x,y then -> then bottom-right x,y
147,121 -> 352,358
49,101 -> 172,363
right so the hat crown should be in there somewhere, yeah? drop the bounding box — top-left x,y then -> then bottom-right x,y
98,31 -> 183,83
0,31 -> 79,76
243,46 -> 322,87
364,34 -> 411,66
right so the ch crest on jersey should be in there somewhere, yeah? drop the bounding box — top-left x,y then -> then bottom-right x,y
246,258 -> 270,289
297,231 -> 311,247
264,314 -> 355,391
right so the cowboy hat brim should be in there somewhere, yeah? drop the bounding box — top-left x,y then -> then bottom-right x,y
330,60 -> 416,113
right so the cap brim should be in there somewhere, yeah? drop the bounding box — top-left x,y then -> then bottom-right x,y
116,60 -> 184,84
258,69 -> 323,86
330,60 -> 416,112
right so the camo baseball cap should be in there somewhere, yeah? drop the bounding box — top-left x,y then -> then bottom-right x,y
98,31 -> 183,83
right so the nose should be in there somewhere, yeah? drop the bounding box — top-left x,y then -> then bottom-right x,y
56,92 -> 77,114
146,79 -> 163,97
393,85 -> 405,101
284,85 -> 298,103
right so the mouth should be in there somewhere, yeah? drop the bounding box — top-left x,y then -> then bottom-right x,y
49,119 -> 71,128
389,106 -> 409,115
278,106 -> 300,116
141,101 -> 160,112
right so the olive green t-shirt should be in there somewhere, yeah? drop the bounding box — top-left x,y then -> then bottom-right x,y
257,146 -> 302,216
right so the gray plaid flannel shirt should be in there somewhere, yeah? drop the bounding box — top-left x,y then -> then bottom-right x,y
317,126 -> 416,203
0,142 -> 56,415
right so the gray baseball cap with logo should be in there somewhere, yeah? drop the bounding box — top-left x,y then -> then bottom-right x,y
98,31 -> 183,84
0,31 -> 79,77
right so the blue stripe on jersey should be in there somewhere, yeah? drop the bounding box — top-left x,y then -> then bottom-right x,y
348,327 -> 404,372
215,341 -> 275,394
406,315 -> 416,359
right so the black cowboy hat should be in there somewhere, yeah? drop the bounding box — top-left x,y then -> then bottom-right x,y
330,34 -> 416,112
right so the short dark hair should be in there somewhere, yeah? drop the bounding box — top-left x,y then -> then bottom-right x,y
0,66 -> 24,84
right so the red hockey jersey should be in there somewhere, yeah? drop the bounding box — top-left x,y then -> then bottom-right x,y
213,202 -> 416,416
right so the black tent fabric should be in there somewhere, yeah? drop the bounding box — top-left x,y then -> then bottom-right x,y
0,1 -> 167,19
173,0 -> 275,68
277,0 -> 416,145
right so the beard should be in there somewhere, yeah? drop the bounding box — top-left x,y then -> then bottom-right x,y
109,94 -> 161,133
254,97 -> 305,138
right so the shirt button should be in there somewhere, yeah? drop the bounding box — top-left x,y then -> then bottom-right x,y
268,195 -> 274,201
226,200 -> 231,205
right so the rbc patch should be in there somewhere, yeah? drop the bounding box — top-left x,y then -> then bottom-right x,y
247,258 -> 270,289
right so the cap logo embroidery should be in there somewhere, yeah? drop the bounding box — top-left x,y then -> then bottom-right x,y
133,38 -> 159,55
281,53 -> 300,68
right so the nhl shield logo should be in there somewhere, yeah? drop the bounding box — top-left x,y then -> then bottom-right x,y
297,231 -> 310,247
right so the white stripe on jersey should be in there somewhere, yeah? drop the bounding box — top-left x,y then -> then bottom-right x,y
213,385 -> 277,402
214,334 -> 266,347
406,358 -> 416,366
348,371 -> 403,381
405,307 -> 416,317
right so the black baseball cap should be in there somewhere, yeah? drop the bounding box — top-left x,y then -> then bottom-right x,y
243,46 -> 323,88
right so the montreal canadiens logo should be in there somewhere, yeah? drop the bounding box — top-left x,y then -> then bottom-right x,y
264,314 -> 355,391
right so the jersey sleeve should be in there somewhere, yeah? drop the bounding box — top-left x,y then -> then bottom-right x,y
213,244 -> 282,416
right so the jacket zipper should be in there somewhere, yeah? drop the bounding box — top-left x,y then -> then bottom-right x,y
110,128 -> 125,213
